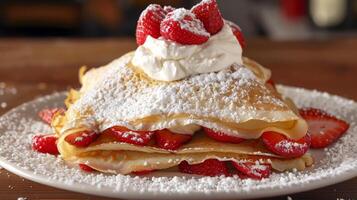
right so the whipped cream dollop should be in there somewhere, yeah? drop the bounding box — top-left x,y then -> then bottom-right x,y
132,23 -> 243,81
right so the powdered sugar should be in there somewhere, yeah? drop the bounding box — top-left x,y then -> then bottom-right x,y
275,140 -> 308,153
0,86 -> 356,199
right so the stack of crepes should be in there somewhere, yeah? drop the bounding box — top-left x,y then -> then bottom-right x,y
52,52 -> 312,175
51,0 -> 313,176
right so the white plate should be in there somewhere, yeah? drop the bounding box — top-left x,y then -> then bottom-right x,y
0,85 -> 356,199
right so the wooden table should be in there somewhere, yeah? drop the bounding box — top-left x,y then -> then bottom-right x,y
0,38 -> 356,200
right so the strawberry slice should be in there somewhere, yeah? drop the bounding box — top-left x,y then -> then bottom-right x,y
203,127 -> 245,144
155,129 -> 192,150
191,0 -> 224,34
64,130 -> 99,148
32,134 -> 59,155
38,108 -> 65,125
160,8 -> 210,45
225,20 -> 246,48
136,4 -> 166,45
105,126 -> 154,146
232,161 -> 272,180
299,108 -> 349,148
79,164 -> 95,172
262,131 -> 311,158
178,159 -> 229,177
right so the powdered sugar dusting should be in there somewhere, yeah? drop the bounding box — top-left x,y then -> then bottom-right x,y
275,140 -> 308,153
0,86 -> 356,199
167,8 -> 210,37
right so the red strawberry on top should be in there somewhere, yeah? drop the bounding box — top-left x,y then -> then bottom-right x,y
32,134 -> 59,155
299,108 -> 349,148
136,4 -> 166,45
163,6 -> 175,13
191,0 -> 224,34
203,127 -> 245,144
38,108 -> 65,125
225,20 -> 246,48
232,161 -> 272,180
104,126 -> 154,146
178,159 -> 229,177
160,8 -> 210,45
155,129 -> 192,150
262,131 -> 311,158
64,130 -> 99,148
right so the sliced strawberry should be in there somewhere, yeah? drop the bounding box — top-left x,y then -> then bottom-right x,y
160,8 -> 210,45
178,159 -> 229,177
163,6 -> 175,13
232,161 -> 272,180
203,127 -> 245,144
191,0 -> 224,34
38,108 -> 65,125
136,4 -> 166,45
132,170 -> 154,175
32,134 -> 59,155
64,130 -> 99,148
266,78 -> 276,88
299,108 -> 349,148
105,126 -> 154,146
262,131 -> 311,158
79,164 -> 95,172
225,20 -> 246,48
155,129 -> 192,150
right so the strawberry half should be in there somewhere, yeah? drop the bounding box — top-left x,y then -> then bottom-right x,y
262,131 -> 311,158
32,134 -> 59,155
38,108 -> 65,125
132,170 -> 154,176
232,161 -> 272,180
225,20 -> 246,48
79,164 -> 95,172
299,108 -> 349,148
136,4 -> 166,45
203,127 -> 245,144
178,159 -> 229,177
191,0 -> 224,34
105,126 -> 154,146
160,8 -> 210,45
155,129 -> 192,150
64,130 -> 99,148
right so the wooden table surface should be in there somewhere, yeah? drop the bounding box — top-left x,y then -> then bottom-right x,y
0,38 -> 356,200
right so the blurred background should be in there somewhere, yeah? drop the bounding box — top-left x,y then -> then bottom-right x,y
1,0 -> 357,40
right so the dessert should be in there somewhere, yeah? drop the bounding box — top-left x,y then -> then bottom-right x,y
32,0 -> 349,179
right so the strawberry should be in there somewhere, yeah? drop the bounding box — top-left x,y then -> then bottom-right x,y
64,130 -> 99,148
155,129 -> 192,150
178,159 -> 229,177
136,4 -> 166,45
163,6 -> 175,13
203,127 -> 245,144
160,8 -> 210,45
266,78 -> 276,88
132,170 -> 154,175
232,161 -> 272,180
191,0 -> 224,34
225,20 -> 246,48
32,134 -> 59,155
79,164 -> 95,172
104,126 -> 154,146
262,131 -> 311,158
38,108 -> 65,125
299,108 -> 349,148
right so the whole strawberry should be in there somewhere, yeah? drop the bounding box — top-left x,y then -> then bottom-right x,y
136,4 -> 166,45
191,0 -> 224,34
160,8 -> 210,45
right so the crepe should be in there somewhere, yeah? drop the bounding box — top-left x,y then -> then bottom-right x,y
54,52 -> 311,174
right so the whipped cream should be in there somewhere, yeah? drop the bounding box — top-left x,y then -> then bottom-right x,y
132,23 -> 243,81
